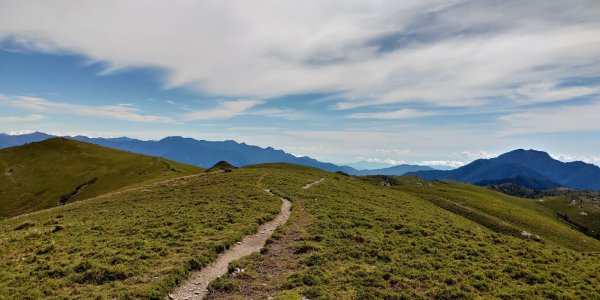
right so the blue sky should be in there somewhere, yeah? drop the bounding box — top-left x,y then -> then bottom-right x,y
1,0 -> 600,168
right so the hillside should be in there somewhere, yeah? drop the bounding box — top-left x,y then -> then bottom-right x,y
476,175 -> 561,192
537,190 -> 600,239
411,149 -> 600,190
0,138 -> 202,218
362,175 -> 599,250
207,165 -> 600,299
0,168 -> 280,298
1,164 -> 599,299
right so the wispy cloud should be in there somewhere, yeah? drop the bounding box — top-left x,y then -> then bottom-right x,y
183,100 -> 263,121
510,81 -> 600,104
460,151 -> 497,159
3,95 -> 174,123
0,114 -> 44,122
245,108 -> 306,120
500,99 -> 600,135
183,101 -> 306,121
348,108 -> 432,119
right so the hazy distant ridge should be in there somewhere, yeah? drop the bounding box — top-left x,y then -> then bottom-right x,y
0,132 -> 431,175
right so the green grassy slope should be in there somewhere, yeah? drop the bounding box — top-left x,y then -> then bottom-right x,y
538,191 -> 600,239
362,175 -> 599,252
0,138 -> 202,218
0,169 -> 281,299
212,165 -> 600,299
1,163 -> 599,299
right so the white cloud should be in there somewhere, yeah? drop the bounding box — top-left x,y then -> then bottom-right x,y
3,95 -> 174,123
348,108 -> 432,119
354,157 -> 408,166
550,153 -> 600,165
375,148 -> 412,156
460,151 -> 497,159
183,99 -> 262,121
0,1 -> 598,110
510,81 -> 599,104
419,160 -> 465,168
500,100 -> 600,135
0,114 -> 44,122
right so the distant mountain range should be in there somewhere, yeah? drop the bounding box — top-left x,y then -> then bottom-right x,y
0,132 -> 432,176
409,149 -> 600,191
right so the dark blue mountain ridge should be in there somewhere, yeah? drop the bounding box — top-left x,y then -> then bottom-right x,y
0,132 -> 431,175
474,175 -> 562,191
409,149 -> 600,191
0,131 -> 53,149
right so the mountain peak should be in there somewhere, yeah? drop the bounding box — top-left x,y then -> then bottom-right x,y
411,148 -> 600,191
497,149 -> 554,162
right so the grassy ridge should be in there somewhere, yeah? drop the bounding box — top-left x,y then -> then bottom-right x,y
0,169 -> 281,299
214,165 -> 600,299
0,138 -> 202,218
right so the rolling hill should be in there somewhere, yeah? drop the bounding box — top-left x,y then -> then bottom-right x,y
410,149 -> 600,190
0,138 -> 202,218
1,162 -> 599,298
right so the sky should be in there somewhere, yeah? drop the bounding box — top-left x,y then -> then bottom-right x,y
0,0 -> 599,168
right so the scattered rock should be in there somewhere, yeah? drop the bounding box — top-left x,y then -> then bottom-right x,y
52,225 -> 64,233
520,231 -> 541,241
231,267 -> 246,277
579,211 -> 588,216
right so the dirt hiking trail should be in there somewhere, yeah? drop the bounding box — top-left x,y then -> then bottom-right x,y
302,178 -> 324,190
169,189 -> 291,300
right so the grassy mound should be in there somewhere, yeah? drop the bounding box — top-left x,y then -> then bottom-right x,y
0,138 -> 202,218
206,161 -> 237,173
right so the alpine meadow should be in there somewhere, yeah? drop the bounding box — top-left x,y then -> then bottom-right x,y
1,1 -> 600,299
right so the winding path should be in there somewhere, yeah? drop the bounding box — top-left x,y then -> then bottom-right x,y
169,189 -> 291,300
302,178 -> 325,190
